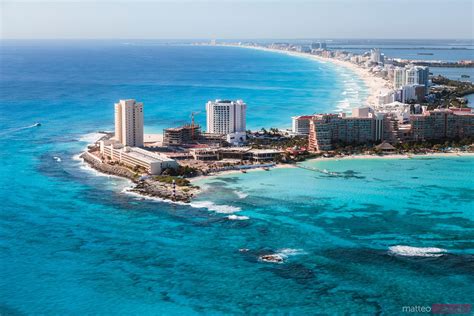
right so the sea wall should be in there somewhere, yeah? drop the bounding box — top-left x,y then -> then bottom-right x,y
80,151 -> 198,203
80,151 -> 137,181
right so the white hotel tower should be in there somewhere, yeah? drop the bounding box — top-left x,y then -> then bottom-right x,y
206,99 -> 247,134
114,99 -> 144,147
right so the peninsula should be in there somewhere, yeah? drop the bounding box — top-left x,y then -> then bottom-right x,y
80,44 -> 474,203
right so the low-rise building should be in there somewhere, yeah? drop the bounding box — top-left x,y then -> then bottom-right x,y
226,132 -> 247,145
189,147 -> 283,162
99,141 -> 178,174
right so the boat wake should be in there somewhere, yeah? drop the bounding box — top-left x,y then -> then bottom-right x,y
388,245 -> 447,257
0,123 -> 41,136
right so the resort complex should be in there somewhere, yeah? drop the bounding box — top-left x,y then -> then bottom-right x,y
81,44 -> 473,202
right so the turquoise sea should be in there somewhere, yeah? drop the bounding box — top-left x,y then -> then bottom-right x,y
1,41 -> 473,314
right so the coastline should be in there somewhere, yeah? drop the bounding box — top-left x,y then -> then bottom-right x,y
191,152 -> 474,183
227,44 -> 391,108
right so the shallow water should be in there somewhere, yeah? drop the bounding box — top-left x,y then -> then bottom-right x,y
1,41 -> 473,314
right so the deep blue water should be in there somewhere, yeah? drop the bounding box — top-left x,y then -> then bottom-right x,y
1,41 -> 473,315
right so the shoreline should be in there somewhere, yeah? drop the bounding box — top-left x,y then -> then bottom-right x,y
226,44 -> 391,109
80,150 -> 200,203
191,151 -> 474,183
78,134 -> 473,200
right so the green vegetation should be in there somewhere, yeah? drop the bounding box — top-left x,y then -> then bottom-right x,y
324,137 -> 473,156
429,76 -> 474,109
394,137 -> 474,152
153,175 -> 191,187
161,166 -> 199,177
248,135 -> 308,148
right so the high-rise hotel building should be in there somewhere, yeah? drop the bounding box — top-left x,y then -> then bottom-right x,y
206,99 -> 246,134
114,99 -> 144,147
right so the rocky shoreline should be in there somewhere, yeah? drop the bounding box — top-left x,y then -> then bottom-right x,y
80,151 -> 199,203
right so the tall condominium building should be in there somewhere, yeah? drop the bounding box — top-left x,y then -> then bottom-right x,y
291,115 -> 313,135
401,84 -> 426,103
370,49 -> 384,64
406,66 -> 429,87
114,99 -> 144,147
393,66 -> 429,92
206,99 -> 246,134
393,67 -> 406,89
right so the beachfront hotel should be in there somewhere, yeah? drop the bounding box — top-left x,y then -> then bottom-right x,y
114,99 -> 144,147
410,108 -> 474,141
206,99 -> 247,134
99,141 -> 178,174
308,114 -> 379,151
307,107 -> 474,152
291,115 -> 313,135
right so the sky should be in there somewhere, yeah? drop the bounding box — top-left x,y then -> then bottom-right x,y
1,0 -> 473,39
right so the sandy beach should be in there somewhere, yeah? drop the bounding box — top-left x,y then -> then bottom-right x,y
191,152 -> 474,183
230,44 -> 391,108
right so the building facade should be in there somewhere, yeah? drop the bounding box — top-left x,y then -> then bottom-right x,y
308,114 -> 376,151
114,99 -> 144,147
163,125 -> 201,146
401,84 -> 425,103
291,115 -> 313,135
393,67 -> 406,89
99,141 -> 178,175
405,66 -> 429,91
410,109 -> 474,141
206,99 -> 247,134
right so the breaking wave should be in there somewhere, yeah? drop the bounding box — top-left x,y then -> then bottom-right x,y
234,191 -> 248,199
78,132 -> 106,144
227,214 -> 249,221
388,245 -> 447,257
190,201 -> 241,214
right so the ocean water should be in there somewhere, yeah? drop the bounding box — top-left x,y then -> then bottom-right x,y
1,41 -> 473,314
322,39 -> 474,82
324,39 -> 474,62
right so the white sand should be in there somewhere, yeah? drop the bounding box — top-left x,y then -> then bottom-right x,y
231,45 -> 391,108
190,152 -> 474,182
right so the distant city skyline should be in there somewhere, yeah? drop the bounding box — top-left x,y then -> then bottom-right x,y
1,0 -> 473,40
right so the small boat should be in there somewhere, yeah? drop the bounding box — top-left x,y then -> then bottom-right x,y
34,122 -> 41,127
263,167 -> 270,171
241,169 -> 247,173
461,74 -> 470,78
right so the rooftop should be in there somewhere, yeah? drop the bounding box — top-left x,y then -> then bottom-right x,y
125,147 -> 176,163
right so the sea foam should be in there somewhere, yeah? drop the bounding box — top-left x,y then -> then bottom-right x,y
227,214 -> 249,221
388,245 -> 447,257
190,201 -> 241,214
78,132 -> 106,144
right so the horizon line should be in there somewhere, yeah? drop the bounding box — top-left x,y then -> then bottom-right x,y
1,38 -> 473,43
